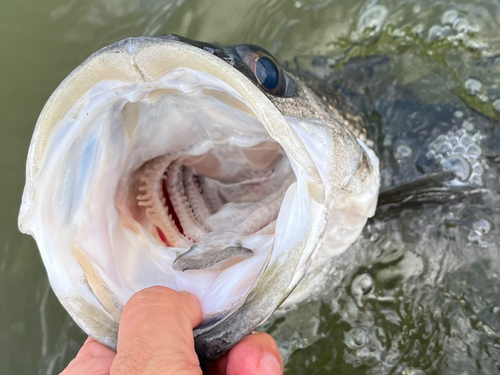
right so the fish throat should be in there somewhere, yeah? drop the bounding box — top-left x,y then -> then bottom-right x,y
101,66 -> 311,317
130,123 -> 295,272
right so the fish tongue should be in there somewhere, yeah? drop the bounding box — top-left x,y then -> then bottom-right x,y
172,235 -> 254,271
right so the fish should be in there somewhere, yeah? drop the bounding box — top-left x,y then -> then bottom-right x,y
18,34 -> 380,364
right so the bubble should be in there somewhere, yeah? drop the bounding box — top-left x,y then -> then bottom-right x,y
344,327 -> 368,349
412,5 -> 421,14
454,110 -> 464,120
434,154 -> 444,163
466,143 -> 482,157
436,141 -> 452,154
473,132 -> 483,143
357,5 -> 388,35
473,219 -> 491,234
447,136 -> 460,147
469,172 -> 483,186
468,230 -> 482,243
465,39 -> 489,51
392,28 -> 406,37
428,25 -> 445,41
480,241 -> 490,248
394,144 -> 412,161
435,134 -> 447,143
441,155 -> 471,181
472,164 -> 483,175
444,211 -> 455,222
352,273 -> 374,298
479,94 -> 489,102
462,120 -> 474,132
294,1 -> 302,8
456,129 -> 466,137
412,24 -> 425,35
453,144 -> 466,154
426,150 -> 435,160
442,25 -> 452,36
465,78 -> 482,95
453,18 -> 471,33
493,99 -> 500,112
442,10 -> 458,25
460,133 -> 473,146
466,154 -> 478,164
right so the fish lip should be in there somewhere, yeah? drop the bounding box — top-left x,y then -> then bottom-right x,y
18,36 -> 321,233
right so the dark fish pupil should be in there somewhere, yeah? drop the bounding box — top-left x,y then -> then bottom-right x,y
256,56 -> 279,90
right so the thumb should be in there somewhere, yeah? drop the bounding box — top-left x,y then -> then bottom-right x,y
110,286 -> 203,375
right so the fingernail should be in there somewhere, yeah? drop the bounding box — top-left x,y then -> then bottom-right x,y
258,354 -> 282,375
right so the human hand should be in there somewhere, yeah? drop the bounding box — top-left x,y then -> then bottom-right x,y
60,286 -> 283,375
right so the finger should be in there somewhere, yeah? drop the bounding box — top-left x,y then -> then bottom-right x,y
224,332 -> 283,375
61,337 -> 116,374
59,356 -> 115,375
74,338 -> 116,362
205,353 -> 228,375
110,286 -> 203,375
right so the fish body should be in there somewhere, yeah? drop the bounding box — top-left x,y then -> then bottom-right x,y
18,35 -> 379,363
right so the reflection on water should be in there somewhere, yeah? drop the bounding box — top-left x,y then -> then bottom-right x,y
0,0 -> 499,374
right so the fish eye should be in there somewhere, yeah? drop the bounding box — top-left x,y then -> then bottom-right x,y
255,56 -> 280,90
234,44 -> 287,95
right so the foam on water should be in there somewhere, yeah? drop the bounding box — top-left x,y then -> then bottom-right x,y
465,78 -> 483,95
357,5 -> 388,36
427,124 -> 487,186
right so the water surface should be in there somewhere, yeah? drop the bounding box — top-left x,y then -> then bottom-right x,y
1,0 -> 499,374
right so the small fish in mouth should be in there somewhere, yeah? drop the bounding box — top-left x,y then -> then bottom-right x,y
18,35 -> 380,364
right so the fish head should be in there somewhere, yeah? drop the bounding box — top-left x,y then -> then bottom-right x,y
18,35 -> 379,363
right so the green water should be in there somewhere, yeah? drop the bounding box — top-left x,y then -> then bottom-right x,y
1,0 -> 499,374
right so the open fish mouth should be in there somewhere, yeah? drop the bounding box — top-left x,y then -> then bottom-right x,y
18,35 -> 380,362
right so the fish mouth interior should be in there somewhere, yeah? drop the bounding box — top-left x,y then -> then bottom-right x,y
118,67 -> 297,274
26,60 -> 313,319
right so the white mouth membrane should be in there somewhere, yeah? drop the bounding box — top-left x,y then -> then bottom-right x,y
23,67 -> 321,321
